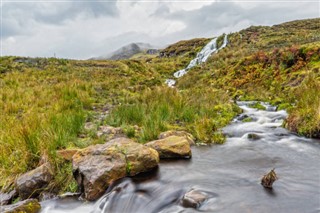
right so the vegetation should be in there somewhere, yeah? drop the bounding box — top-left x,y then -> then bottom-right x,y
0,18 -> 319,194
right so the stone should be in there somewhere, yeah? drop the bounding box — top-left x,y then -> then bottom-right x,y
181,189 -> 208,209
15,163 -> 54,200
57,149 -> 79,161
96,125 -> 124,139
84,122 -> 96,131
261,169 -> 278,189
72,137 -> 159,201
2,199 -> 41,213
0,189 -> 18,205
145,136 -> 192,158
158,130 -> 195,145
247,133 -> 261,140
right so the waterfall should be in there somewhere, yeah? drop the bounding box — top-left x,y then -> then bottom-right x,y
166,34 -> 228,87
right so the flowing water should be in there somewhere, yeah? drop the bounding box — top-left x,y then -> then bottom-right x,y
41,101 -> 320,213
165,34 -> 228,87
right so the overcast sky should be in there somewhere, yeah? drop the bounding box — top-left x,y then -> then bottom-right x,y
1,0 -> 319,59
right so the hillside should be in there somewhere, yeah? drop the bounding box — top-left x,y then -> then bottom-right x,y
0,18 -> 319,195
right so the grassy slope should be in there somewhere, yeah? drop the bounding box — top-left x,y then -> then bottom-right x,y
0,18 -> 319,193
177,18 -> 320,137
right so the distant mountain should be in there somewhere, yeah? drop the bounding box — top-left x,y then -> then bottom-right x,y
93,43 -> 158,60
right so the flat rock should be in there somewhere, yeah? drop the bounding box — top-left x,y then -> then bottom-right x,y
158,130 -> 195,145
145,136 -> 192,158
2,199 -> 41,213
72,137 -> 159,201
15,163 -> 54,200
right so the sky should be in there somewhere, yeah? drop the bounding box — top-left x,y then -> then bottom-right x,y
1,0 -> 319,59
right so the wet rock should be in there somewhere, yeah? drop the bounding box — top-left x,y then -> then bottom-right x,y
158,130 -> 195,145
96,125 -> 124,139
247,133 -> 261,140
145,136 -> 192,158
15,163 -> 54,200
0,189 -> 18,205
261,169 -> 278,189
2,199 -> 41,213
72,137 -> 159,201
39,191 -> 57,201
58,192 -> 81,199
182,189 -> 208,209
237,114 -> 249,121
57,149 -> 79,161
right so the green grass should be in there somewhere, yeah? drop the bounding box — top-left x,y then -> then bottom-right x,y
106,87 -> 240,143
0,18 -> 319,195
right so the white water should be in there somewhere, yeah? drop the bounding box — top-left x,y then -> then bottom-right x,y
166,34 -> 228,87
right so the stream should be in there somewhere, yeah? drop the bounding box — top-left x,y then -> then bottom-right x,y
41,101 -> 320,213
165,34 -> 228,87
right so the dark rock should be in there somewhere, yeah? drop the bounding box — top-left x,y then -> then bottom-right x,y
2,199 -> 41,213
247,133 -> 261,140
39,191 -> 57,201
237,114 -> 249,121
15,163 -> 54,200
261,169 -> 278,189
145,136 -> 192,159
181,189 -> 208,209
0,189 -> 18,205
72,137 -> 159,201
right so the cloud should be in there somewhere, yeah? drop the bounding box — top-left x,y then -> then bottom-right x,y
2,1 -> 118,38
159,1 -> 319,40
1,1 -> 319,59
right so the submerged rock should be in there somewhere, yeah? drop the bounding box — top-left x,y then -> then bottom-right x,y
145,136 -> 192,158
15,163 -> 54,200
72,137 -> 159,201
0,189 -> 18,205
181,189 -> 208,209
158,130 -> 195,145
261,169 -> 278,189
247,133 -> 261,140
2,199 -> 41,213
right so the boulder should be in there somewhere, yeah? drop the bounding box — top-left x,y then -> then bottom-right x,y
145,136 -> 192,158
2,199 -> 41,213
0,189 -> 18,205
15,163 -> 53,200
57,149 -> 79,161
158,130 -> 195,145
72,137 -> 159,201
181,189 -> 208,209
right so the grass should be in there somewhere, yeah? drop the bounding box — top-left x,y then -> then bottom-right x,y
106,87 -> 240,143
285,73 -> 320,137
0,18 -> 319,195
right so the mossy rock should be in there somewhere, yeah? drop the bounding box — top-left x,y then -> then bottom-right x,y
2,199 -> 41,213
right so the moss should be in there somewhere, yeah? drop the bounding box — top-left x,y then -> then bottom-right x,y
249,102 -> 267,110
242,117 -> 253,122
